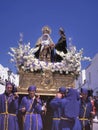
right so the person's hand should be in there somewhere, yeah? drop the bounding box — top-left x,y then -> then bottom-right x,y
56,92 -> 62,98
36,95 -> 40,102
91,111 -> 96,116
21,107 -> 26,112
44,45 -> 49,49
50,43 -> 55,48
14,92 -> 19,98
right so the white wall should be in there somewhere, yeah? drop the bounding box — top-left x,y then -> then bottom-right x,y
75,69 -> 86,90
75,53 -> 98,96
0,64 -> 19,94
85,53 -> 98,95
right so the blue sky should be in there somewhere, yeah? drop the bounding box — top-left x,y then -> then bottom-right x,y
0,0 -> 98,73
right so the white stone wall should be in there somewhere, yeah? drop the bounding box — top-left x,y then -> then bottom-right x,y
75,53 -> 98,96
0,64 -> 19,94
85,53 -> 98,95
75,70 -> 86,90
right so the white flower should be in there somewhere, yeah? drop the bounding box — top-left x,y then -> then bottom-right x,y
9,42 -> 91,76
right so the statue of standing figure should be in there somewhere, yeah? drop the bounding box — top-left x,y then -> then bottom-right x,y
35,26 -> 55,62
55,27 -> 67,62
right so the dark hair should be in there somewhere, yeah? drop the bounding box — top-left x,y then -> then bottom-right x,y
6,81 -> 15,93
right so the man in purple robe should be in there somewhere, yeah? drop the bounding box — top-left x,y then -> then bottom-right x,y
79,88 -> 93,130
50,87 -> 66,130
0,82 -> 19,130
60,88 -> 81,130
19,85 -> 45,130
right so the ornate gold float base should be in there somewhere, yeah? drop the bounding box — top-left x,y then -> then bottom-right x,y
18,69 -> 76,95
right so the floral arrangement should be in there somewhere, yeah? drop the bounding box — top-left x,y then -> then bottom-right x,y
8,41 -> 91,76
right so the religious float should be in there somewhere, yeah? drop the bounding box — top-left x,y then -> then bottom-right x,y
8,26 -> 92,130
8,27 -> 91,96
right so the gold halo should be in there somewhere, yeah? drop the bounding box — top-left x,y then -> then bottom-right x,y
42,26 -> 51,34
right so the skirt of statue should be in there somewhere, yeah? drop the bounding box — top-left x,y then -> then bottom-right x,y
23,113 -> 43,130
0,114 -> 19,130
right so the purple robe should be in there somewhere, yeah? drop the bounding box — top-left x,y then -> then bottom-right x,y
79,98 -> 92,130
60,88 -> 81,130
0,93 -> 19,130
50,97 -> 62,130
19,96 -> 43,130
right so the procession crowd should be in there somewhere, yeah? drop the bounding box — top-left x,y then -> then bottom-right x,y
0,82 -> 98,130
0,26 -> 97,130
